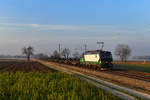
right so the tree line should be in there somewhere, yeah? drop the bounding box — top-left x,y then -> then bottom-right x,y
22,44 -> 131,62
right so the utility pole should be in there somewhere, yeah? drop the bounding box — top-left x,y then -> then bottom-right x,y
74,44 -> 87,53
84,44 -> 87,52
58,44 -> 61,54
97,42 -> 104,50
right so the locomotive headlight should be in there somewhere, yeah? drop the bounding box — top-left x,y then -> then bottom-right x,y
100,61 -> 101,64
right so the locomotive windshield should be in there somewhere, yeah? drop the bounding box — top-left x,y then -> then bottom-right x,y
100,52 -> 113,61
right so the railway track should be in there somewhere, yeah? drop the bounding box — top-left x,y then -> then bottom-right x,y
103,70 -> 150,82
84,67 -> 150,82
47,59 -> 150,82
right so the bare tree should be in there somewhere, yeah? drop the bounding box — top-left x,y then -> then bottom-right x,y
61,48 -> 71,59
73,51 -> 80,59
115,44 -> 131,62
22,46 -> 34,61
51,50 -> 60,59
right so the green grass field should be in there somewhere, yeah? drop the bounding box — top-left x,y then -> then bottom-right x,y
0,72 -> 123,100
114,63 -> 150,73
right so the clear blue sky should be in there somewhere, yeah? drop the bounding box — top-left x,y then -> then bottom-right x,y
0,0 -> 150,57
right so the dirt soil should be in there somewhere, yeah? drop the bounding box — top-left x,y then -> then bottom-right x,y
0,61 -> 57,73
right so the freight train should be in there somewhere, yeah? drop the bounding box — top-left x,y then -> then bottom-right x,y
48,49 -> 113,70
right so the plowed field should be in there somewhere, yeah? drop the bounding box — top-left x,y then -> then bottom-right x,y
0,61 -> 56,73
